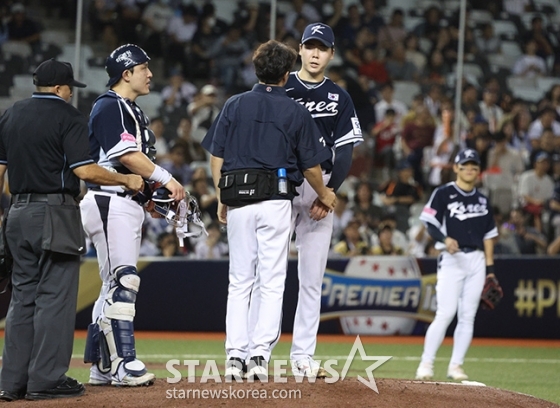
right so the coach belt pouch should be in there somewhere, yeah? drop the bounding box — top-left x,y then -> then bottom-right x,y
218,169 -> 275,207
42,204 -> 87,255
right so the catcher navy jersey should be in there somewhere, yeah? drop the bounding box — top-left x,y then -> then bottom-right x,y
420,182 -> 498,250
88,90 -> 156,174
285,72 -> 363,171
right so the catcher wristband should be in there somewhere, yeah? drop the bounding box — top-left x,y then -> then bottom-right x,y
149,165 -> 172,185
486,265 -> 495,275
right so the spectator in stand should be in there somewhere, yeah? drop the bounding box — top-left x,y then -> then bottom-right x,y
284,0 -> 321,34
371,108 -> 399,174
424,84 -> 442,118
407,222 -> 432,258
401,106 -> 436,188
385,42 -> 419,82
528,107 -> 560,142
194,221 -> 228,259
379,160 -> 422,233
506,208 -> 548,254
412,6 -> 443,44
140,0 -> 174,57
512,39 -> 547,78
421,49 -> 450,89
332,219 -> 373,257
325,0 -> 344,36
160,143 -> 194,186
190,12 -> 225,80
358,47 -> 390,86
402,94 -> 427,127
523,16 -> 555,62
529,128 -> 558,171
161,68 -> 198,113
374,82 -> 408,126
360,0 -> 385,35
371,222 -> 404,255
190,175 -> 218,222
344,26 -> 378,71
475,23 -> 501,56
173,117 -> 207,164
157,231 -> 183,258
149,117 -> 169,163
378,9 -> 407,51
545,84 -> 560,120
7,3 -> 42,53
187,84 -> 221,143
518,152 -> 554,232
479,88 -> 504,134
428,103 -> 461,189
487,130 -> 525,179
474,132 -> 492,173
332,192 -> 353,245
404,34 -> 427,73
461,84 -> 480,116
338,4 -> 363,50
510,108 -> 533,155
207,23 -> 251,94
167,4 -> 199,73
351,181 -> 385,233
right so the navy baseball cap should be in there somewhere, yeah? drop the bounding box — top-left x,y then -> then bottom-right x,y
535,151 -> 550,162
301,23 -> 335,48
455,148 -> 481,165
105,44 -> 150,87
33,59 -> 86,88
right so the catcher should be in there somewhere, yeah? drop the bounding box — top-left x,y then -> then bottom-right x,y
415,149 -> 500,382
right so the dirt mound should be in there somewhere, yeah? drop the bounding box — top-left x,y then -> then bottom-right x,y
4,378 -> 559,407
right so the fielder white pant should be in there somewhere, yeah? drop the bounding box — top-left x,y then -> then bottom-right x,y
420,250 -> 486,366
80,192 -> 145,323
225,200 -> 292,362
290,174 -> 332,361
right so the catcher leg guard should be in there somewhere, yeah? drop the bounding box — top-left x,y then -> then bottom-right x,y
84,322 -> 112,385
100,266 -> 155,386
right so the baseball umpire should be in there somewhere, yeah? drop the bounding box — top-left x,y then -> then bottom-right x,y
415,148 -> 498,381
202,40 -> 336,381
0,59 -> 143,401
80,44 -> 185,387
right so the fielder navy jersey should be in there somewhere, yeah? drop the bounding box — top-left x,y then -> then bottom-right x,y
285,72 -> 363,171
420,182 -> 498,250
88,90 -> 156,176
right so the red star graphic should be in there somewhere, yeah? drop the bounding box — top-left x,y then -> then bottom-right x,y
402,268 -> 408,275
366,317 -> 373,326
388,267 -> 395,276
359,259 -> 367,266
353,317 -> 359,326
372,263 -> 379,272
381,321 -> 388,331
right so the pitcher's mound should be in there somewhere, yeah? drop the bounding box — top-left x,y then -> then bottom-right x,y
5,378 -> 559,407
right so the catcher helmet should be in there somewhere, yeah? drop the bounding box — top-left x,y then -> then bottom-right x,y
151,187 -> 203,228
105,44 -> 150,87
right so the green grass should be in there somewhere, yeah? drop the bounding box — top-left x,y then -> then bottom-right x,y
4,337 -> 559,404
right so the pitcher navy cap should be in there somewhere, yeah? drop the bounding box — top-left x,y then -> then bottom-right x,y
105,44 -> 150,87
455,148 -> 481,165
33,59 -> 86,88
301,23 -> 335,48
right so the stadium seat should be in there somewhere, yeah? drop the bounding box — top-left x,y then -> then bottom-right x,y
537,77 -> 560,93
138,91 -> 162,119
492,20 -> 519,39
511,87 -> 546,102
443,0 -> 461,11
10,74 -> 35,99
82,67 -> 109,95
1,41 -> 32,59
454,63 -> 484,81
469,10 -> 493,25
507,76 -> 537,90
41,30 -> 70,48
501,41 -> 523,58
387,0 -> 417,13
393,81 -> 420,107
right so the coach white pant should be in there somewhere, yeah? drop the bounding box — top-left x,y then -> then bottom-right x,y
225,200 -> 292,362
421,250 -> 486,366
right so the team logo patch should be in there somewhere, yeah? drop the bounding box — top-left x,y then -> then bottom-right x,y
266,86 -> 272,92
351,117 -> 362,136
422,207 -> 436,216
479,197 -> 487,205
328,92 -> 339,101
120,132 -> 136,142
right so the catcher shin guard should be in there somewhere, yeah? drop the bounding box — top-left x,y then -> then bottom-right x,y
84,322 -> 101,364
100,266 -> 147,378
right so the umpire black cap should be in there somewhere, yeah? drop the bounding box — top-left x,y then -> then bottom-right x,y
105,44 -> 150,88
33,59 -> 87,88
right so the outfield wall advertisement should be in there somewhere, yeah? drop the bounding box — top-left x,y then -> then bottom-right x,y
0,256 -> 558,338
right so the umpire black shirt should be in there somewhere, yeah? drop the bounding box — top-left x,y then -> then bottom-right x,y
0,92 -> 94,197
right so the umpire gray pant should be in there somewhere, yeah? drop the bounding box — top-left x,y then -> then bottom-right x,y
0,202 -> 80,393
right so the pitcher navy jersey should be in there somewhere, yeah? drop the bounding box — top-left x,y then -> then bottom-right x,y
285,72 -> 363,171
420,182 -> 498,250
89,90 -> 156,173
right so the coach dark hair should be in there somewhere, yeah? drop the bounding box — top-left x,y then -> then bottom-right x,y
253,40 -> 297,85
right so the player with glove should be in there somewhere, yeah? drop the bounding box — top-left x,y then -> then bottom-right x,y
415,149 -> 499,382
480,270 -> 503,310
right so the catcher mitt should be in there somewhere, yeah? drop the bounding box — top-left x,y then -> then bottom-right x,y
480,275 -> 503,310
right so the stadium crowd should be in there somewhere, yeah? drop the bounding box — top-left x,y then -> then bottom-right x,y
2,0 -> 560,258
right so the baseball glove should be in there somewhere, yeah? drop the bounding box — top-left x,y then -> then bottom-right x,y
480,275 -> 503,310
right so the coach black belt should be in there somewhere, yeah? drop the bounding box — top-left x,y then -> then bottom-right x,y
12,193 -> 76,205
